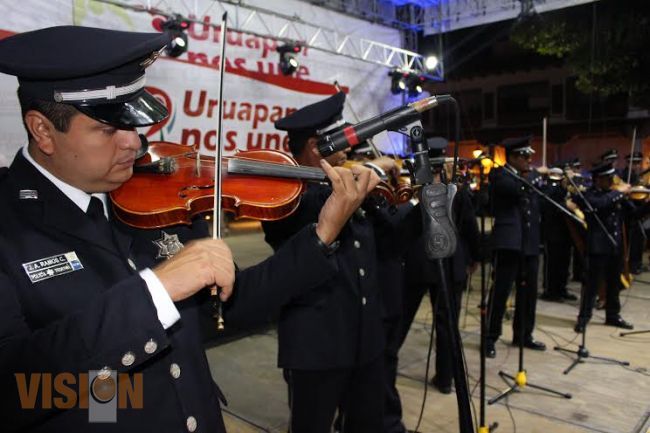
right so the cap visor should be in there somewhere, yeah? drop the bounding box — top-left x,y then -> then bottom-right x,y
76,90 -> 168,128
595,168 -> 616,177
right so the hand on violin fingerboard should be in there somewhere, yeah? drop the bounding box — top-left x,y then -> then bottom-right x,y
535,165 -> 549,176
370,156 -> 400,178
615,183 -> 632,194
153,239 -> 235,302
315,161 -> 380,245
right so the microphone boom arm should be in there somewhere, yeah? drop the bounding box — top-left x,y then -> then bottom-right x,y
563,168 -> 618,248
491,160 -> 586,228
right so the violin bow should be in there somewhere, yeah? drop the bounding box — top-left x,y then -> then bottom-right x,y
211,11 -> 229,330
334,81 -> 405,159
627,126 -> 637,185
333,81 -> 383,159
542,116 -> 547,168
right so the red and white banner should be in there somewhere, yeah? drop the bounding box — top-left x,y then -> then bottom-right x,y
0,0 -> 406,166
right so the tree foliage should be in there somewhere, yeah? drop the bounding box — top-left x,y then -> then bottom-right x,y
511,0 -> 650,107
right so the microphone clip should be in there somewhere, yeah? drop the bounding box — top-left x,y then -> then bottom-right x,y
406,120 -> 458,259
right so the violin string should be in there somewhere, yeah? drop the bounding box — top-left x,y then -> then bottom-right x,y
167,154 -> 328,178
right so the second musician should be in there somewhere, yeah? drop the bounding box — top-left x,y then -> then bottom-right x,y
573,161 -> 650,332
486,136 -> 546,358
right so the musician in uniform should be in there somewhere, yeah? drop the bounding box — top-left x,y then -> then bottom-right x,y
486,136 -> 546,358
623,152 -> 642,185
601,148 -> 619,166
623,152 -> 646,274
397,138 -> 480,396
540,166 -> 577,302
573,161 -> 649,332
263,93 -> 419,433
0,26 -> 377,432
568,157 -> 589,282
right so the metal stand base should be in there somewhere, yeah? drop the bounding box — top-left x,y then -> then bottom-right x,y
477,423 -> 499,433
554,345 -> 630,374
620,329 -> 650,337
488,370 -> 572,405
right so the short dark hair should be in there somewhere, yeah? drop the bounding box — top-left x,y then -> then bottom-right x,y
287,130 -> 314,157
17,87 -> 79,141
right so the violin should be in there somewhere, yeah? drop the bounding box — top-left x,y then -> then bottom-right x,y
110,141 -> 409,229
627,185 -> 650,201
343,157 -> 415,204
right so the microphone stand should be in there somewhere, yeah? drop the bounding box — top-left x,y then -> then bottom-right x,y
477,162 -> 498,433
406,119 -> 473,433
553,171 -> 630,374
620,329 -> 650,336
487,163 -> 572,405
489,162 -> 585,228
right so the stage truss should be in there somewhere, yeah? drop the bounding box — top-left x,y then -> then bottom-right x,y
96,0 -> 443,79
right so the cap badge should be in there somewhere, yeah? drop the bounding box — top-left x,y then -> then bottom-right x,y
140,47 -> 165,68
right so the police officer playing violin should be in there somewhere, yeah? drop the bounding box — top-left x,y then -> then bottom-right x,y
264,92 -> 420,433
0,26 -> 378,432
573,161 -> 650,332
622,152 -> 646,274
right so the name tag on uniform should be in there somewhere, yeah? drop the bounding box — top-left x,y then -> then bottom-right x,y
22,252 -> 84,284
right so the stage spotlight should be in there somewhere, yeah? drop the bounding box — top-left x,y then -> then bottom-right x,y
388,70 -> 407,95
277,43 -> 301,76
425,55 -> 439,71
406,74 -> 424,97
162,14 -> 190,58
165,32 -> 188,58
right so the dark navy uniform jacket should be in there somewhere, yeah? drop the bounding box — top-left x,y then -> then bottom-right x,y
540,180 -> 571,243
489,166 -> 541,256
575,187 -> 650,256
0,152 -> 338,432
262,183 -> 418,370
374,202 -> 419,320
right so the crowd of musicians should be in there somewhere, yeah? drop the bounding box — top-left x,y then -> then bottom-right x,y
0,25 -> 648,433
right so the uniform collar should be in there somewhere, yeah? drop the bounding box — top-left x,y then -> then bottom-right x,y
22,146 -> 108,218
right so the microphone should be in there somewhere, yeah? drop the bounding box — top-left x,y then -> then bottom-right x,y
317,94 -> 452,157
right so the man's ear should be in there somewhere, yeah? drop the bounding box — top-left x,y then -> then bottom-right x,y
307,136 -> 320,157
24,110 -> 56,155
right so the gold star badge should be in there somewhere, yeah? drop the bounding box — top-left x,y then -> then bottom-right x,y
153,231 -> 184,259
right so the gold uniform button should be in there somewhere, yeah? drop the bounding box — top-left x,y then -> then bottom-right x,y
121,352 -> 135,367
144,339 -> 157,354
186,416 -> 197,432
170,363 -> 181,379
